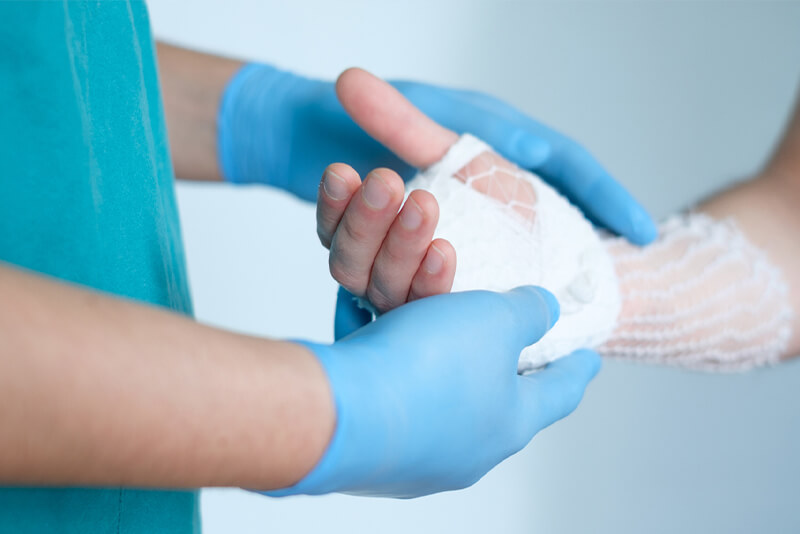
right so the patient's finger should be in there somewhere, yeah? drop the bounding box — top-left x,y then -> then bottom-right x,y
367,190 -> 440,312
317,163 -> 362,249
408,239 -> 457,302
336,67 -> 459,169
328,168 -> 405,297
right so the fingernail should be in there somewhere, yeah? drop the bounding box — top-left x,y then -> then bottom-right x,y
323,170 -> 349,201
422,244 -> 445,274
399,197 -> 423,230
362,173 -> 391,210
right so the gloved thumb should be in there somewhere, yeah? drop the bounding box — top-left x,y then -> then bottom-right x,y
499,286 -> 560,352
334,286 -> 374,340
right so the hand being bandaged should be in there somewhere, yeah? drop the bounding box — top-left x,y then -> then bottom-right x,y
321,68 -> 793,372
402,134 -> 792,371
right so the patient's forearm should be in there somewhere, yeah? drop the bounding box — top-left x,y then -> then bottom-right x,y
0,263 -> 333,488
601,175 -> 798,369
699,174 -> 800,357
697,89 -> 800,357
601,89 -> 800,367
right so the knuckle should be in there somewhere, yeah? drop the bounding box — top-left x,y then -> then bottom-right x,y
381,238 -> 411,264
340,214 -> 371,244
329,258 -> 365,296
366,281 -> 399,313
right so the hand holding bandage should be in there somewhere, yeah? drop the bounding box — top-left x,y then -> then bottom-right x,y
321,68 -> 793,371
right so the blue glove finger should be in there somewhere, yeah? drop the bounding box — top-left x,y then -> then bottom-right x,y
535,143 -> 658,245
517,348 -> 602,436
480,107 -> 658,245
334,286 -> 373,340
466,117 -> 551,169
500,286 -> 560,353
408,84 -> 657,245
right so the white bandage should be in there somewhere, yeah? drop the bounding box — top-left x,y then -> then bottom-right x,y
359,134 -> 792,373
601,213 -> 793,371
407,134 -> 621,372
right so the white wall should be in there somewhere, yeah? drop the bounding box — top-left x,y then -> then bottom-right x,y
148,1 -> 800,532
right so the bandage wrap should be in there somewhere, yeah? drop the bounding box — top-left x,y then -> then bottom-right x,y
601,213 -> 793,371
402,134 -> 792,372
407,134 -> 620,372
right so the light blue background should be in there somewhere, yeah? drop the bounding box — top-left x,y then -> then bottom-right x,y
149,1 -> 800,532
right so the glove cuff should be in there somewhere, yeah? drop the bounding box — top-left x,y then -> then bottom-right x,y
263,340 -> 392,496
217,63 -> 320,189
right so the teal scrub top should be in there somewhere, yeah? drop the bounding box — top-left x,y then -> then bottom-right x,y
0,1 -> 199,532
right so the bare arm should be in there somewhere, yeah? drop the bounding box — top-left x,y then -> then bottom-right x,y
0,263 -> 333,488
157,43 -> 241,181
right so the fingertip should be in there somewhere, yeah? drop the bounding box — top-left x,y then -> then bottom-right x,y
421,241 -> 447,276
506,286 -> 560,329
369,167 -> 406,197
409,239 -> 456,301
321,163 -> 360,202
585,179 -> 657,245
430,237 -> 455,261
359,168 -> 404,212
406,189 -> 439,222
317,164 -> 362,248
432,239 -> 457,277
397,190 -> 438,234
626,204 -> 659,245
335,67 -> 368,101
512,133 -> 551,169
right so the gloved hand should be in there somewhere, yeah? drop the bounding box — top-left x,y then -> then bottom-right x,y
217,63 -> 657,245
268,286 -> 601,498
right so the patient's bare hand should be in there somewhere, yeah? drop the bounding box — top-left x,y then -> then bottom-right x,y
316,163 -> 456,313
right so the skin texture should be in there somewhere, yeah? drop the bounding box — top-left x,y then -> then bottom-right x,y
325,68 -> 800,359
316,69 -> 458,312
699,98 -> 800,354
0,264 -> 335,489
157,43 -> 240,182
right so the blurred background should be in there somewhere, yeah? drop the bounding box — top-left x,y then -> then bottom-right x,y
148,1 -> 800,532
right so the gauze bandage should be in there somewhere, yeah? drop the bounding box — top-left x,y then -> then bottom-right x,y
406,134 -> 620,372
402,134 -> 793,372
601,213 -> 793,371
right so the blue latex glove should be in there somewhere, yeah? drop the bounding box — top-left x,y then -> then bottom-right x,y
268,286 -> 601,498
218,64 -> 657,244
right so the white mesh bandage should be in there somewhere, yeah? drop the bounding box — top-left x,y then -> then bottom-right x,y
601,213 -> 793,371
406,134 -> 621,372
400,134 -> 793,372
